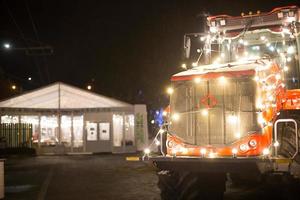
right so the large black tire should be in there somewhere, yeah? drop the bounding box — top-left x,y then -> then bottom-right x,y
278,122 -> 299,160
157,170 -> 226,200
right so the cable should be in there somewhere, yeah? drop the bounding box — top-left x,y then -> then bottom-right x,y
2,0 -> 44,84
25,0 -> 50,83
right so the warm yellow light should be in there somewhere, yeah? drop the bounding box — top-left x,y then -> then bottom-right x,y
254,76 -> 259,81
155,140 -> 160,146
235,132 -> 241,138
275,74 -> 281,80
257,113 -> 265,124
181,63 -> 187,69
167,87 -> 174,95
260,35 -> 266,41
162,111 -> 167,116
208,152 -> 217,158
228,115 -> 238,124
180,147 -> 188,154
87,85 -> 92,90
192,62 -> 198,67
283,66 -> 289,71
200,148 -> 206,155
144,148 -> 151,154
218,76 -> 226,84
171,113 -> 180,121
194,77 -> 201,83
201,109 -> 208,116
262,148 -> 270,156
274,141 -> 279,147
232,148 -> 238,155
11,85 -> 16,90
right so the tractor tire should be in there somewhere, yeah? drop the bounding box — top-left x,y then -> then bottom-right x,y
278,123 -> 299,159
157,170 -> 226,200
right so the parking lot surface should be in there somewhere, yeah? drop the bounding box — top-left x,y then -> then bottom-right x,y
4,154 -> 300,200
4,154 -> 160,200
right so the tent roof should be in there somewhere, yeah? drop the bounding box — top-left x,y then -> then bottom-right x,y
0,82 -> 131,109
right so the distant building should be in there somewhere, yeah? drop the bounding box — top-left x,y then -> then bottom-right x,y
0,82 -> 148,154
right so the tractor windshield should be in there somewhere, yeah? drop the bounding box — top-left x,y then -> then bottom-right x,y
169,76 -> 259,145
188,28 -> 300,89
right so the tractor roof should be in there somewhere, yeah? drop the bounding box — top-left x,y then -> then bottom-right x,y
171,60 -> 267,81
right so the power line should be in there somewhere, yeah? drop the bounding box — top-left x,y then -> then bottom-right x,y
25,0 -> 50,83
2,0 -> 44,84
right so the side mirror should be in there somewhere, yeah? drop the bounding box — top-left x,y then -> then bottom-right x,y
184,36 -> 191,59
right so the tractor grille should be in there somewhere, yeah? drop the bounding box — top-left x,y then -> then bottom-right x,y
170,78 -> 259,145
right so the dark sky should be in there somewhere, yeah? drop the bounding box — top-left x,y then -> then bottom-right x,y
0,0 -> 300,112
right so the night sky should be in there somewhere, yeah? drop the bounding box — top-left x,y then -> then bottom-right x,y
0,0 -> 300,114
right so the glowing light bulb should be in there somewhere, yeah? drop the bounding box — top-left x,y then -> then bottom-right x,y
228,115 -> 238,124
194,77 -> 201,83
260,35 -> 266,41
287,46 -> 295,54
232,148 -> 238,155
283,66 -> 289,71
171,113 -> 180,121
274,141 -> 279,147
235,132 -> 241,138
162,111 -> 167,116
254,76 -> 259,81
167,87 -> 174,95
275,74 -> 281,80
263,148 -> 270,156
200,148 -> 207,156
144,148 -> 151,154
155,139 -> 160,146
218,76 -> 226,84
201,109 -> 208,116
181,63 -> 187,69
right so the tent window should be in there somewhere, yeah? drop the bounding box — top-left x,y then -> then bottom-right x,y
73,115 -> 83,147
20,116 -> 39,143
1,115 -> 19,124
61,115 -> 71,146
124,115 -> 134,146
113,114 -> 123,147
40,115 -> 58,145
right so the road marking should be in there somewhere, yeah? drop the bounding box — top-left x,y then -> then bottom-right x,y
126,156 -> 140,161
37,165 -> 54,200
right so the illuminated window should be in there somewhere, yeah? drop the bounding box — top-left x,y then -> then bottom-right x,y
124,115 -> 134,146
113,114 -> 123,147
40,116 -> 58,145
73,115 -> 83,147
20,116 -> 39,143
1,115 -> 19,124
61,115 -> 71,147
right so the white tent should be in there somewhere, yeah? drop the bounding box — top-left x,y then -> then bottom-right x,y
0,82 -> 130,109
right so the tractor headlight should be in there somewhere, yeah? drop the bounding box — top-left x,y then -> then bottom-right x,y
239,143 -> 249,152
249,139 -> 257,147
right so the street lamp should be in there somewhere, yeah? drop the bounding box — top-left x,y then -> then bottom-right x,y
3,43 -> 11,49
2,42 -> 53,56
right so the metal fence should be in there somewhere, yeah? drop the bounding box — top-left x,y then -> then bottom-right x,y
0,123 -> 32,148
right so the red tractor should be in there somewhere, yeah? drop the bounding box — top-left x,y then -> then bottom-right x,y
144,6 -> 300,200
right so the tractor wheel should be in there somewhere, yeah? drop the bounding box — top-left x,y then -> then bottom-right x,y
278,123 -> 299,159
157,171 -> 226,200
157,170 -> 179,200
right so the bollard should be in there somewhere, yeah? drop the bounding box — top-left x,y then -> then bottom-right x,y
0,160 -> 4,199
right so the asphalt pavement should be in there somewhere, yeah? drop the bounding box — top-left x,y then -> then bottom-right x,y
3,154 -> 300,200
